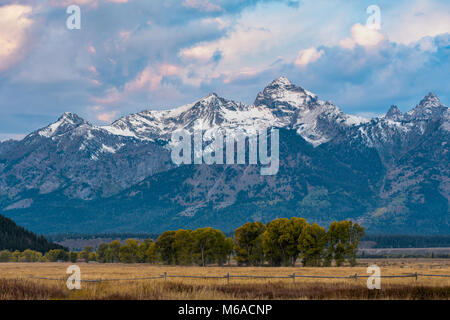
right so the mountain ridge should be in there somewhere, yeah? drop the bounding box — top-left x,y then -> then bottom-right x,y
0,77 -> 448,234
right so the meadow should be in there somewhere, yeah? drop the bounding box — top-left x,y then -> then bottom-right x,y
0,259 -> 449,300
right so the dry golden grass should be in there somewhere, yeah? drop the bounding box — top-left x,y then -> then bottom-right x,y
0,259 -> 449,300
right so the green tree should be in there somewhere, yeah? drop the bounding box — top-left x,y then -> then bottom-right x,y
289,217 -> 308,265
96,243 -> 109,263
19,249 -> 43,262
69,251 -> 78,263
44,249 -> 68,262
80,246 -> 94,262
119,239 -> 140,263
347,222 -> 365,266
107,240 -> 121,262
224,237 -> 233,265
173,230 -> 194,265
298,223 -> 326,266
0,250 -> 12,262
324,221 -> 365,266
192,228 -> 228,266
233,222 -> 266,266
138,239 -> 154,263
12,250 -> 21,262
155,231 -> 177,265
145,242 -> 158,263
263,218 -> 307,266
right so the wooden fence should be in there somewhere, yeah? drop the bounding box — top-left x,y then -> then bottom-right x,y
30,272 -> 450,284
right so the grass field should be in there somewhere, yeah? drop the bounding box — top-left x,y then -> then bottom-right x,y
0,259 -> 449,300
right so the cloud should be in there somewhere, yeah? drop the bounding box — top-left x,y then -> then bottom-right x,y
294,47 -> 324,67
0,0 -> 449,134
0,4 -> 34,72
384,0 -> 450,44
97,110 -> 118,122
182,0 -> 222,12
339,23 -> 385,49
179,45 -> 216,63
125,63 -> 183,92
0,133 -> 26,142
88,45 -> 96,54
48,0 -> 130,7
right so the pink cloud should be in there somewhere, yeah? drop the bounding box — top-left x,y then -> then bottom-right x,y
88,45 -> 96,54
0,4 -> 34,72
91,87 -> 121,105
91,63 -> 183,108
48,0 -> 130,7
97,110 -> 118,122
125,63 -> 182,92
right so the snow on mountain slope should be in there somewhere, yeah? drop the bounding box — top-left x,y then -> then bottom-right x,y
353,92 -> 449,149
28,78 -> 448,153
103,77 -> 368,146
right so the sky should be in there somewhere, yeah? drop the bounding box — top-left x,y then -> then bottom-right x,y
0,0 -> 449,140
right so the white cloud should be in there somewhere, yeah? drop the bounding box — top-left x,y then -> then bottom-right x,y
176,1 -> 353,86
0,4 -> 33,72
294,47 -> 324,67
384,0 -> 450,44
339,23 -> 385,49
0,133 -> 26,141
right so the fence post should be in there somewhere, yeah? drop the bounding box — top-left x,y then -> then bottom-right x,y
164,272 -> 167,281
292,273 -> 296,283
415,272 -> 418,281
226,272 -> 230,285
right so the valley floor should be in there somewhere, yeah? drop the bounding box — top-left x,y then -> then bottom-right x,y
0,259 -> 449,300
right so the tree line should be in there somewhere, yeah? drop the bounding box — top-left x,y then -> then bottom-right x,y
362,235 -> 450,248
0,218 -> 365,267
0,214 -> 65,253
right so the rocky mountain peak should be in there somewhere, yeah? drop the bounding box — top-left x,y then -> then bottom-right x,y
406,92 -> 446,121
270,76 -> 293,87
420,92 -> 440,105
385,105 -> 403,121
58,112 -> 86,125
254,77 -> 317,110
37,112 -> 88,138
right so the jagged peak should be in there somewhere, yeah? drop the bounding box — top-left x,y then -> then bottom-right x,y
418,92 -> 441,106
405,92 -> 446,121
255,77 -> 318,108
37,112 -> 88,138
57,112 -> 86,124
385,105 -> 403,120
270,76 -> 292,87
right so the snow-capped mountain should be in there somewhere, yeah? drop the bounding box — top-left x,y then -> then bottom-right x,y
0,77 -> 448,234
103,77 -> 367,146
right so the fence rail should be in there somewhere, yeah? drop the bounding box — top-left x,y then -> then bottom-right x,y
29,272 -> 450,283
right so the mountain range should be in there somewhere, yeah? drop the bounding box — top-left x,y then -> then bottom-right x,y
0,77 -> 448,234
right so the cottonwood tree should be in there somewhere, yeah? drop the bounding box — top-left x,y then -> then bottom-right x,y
324,221 -> 365,266
192,228 -> 228,266
298,223 -> 326,266
119,239 -> 140,263
155,231 -> 177,265
233,222 -> 266,266
173,230 -> 194,265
